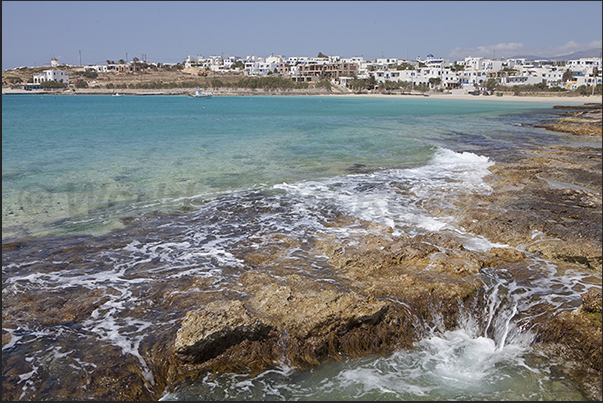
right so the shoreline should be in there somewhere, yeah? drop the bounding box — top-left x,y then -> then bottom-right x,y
2,97 -> 601,401
3,86 -> 602,104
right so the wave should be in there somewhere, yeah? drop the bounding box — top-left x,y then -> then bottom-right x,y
274,147 -> 495,238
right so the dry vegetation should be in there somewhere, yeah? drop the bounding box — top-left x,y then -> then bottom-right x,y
2,66 -> 326,94
3,66 -> 228,88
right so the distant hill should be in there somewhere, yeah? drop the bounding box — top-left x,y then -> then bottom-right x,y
510,48 -> 602,61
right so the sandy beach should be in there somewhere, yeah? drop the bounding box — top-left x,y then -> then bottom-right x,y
3,86 -> 602,104
355,91 -> 602,103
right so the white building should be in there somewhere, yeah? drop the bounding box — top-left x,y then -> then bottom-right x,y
244,56 -> 280,76
180,51 -> 600,90
482,59 -> 505,72
286,56 -> 310,65
266,54 -> 285,64
535,67 -> 565,86
85,64 -> 115,73
33,69 -> 69,84
567,57 -> 602,69
464,56 -> 486,71
223,56 -> 239,69
185,55 -> 206,68
458,70 -> 489,87
341,56 -> 365,65
442,70 -> 462,88
418,54 -> 446,69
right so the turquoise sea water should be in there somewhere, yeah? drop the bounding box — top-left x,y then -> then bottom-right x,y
2,94 -> 566,240
2,94 -> 600,400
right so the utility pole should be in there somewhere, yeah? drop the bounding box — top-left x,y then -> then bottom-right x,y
79,50 -> 82,66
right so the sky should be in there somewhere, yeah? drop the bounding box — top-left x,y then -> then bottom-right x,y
2,1 -> 602,70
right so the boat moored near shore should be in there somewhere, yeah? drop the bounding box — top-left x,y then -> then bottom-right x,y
188,87 -> 212,98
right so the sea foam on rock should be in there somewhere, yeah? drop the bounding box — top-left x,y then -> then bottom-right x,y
171,105 -> 601,399
173,222 -> 491,376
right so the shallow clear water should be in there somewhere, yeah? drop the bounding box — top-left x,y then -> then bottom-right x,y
2,94 -> 599,401
161,333 -> 582,401
2,94 -> 564,240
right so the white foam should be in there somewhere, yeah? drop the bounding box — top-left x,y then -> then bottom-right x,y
274,147 -> 494,239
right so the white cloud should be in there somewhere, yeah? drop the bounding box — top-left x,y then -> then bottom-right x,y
539,40 -> 602,57
447,43 -> 526,60
446,40 -> 602,60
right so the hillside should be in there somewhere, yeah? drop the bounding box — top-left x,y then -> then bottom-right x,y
2,66 -> 245,89
1,65 -> 338,96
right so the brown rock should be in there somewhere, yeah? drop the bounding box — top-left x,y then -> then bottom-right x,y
174,300 -> 273,363
174,271 -> 392,371
534,305 -> 602,401
582,288 -> 602,313
243,274 -> 389,338
536,104 -> 602,136
486,247 -> 526,261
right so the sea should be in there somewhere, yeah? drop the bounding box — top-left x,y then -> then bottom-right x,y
2,93 -> 601,400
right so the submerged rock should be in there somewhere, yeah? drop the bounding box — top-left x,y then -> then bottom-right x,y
533,288 -> 602,401
443,109 -> 602,399
167,108 -> 602,399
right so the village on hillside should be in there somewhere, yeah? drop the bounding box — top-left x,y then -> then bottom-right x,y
2,52 -> 601,95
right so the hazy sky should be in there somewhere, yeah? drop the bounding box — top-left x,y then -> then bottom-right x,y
2,1 -> 602,70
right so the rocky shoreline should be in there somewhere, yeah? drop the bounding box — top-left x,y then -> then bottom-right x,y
535,103 -> 602,136
1,103 -> 601,401
165,103 -> 602,400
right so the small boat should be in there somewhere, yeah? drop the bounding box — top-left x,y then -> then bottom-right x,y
188,88 -> 212,98
112,93 -> 123,97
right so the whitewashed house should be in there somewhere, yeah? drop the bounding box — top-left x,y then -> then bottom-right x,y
567,57 -> 602,69
464,56 -> 486,71
85,64 -> 114,73
185,55 -> 205,68
33,69 -> 69,84
418,54 -> 446,69
244,56 -> 281,76
482,59 -> 505,72
341,56 -> 364,66
266,54 -> 285,65
441,69 -> 462,88
223,56 -> 239,70
375,58 -> 398,70
566,58 -> 602,88
286,56 -> 310,66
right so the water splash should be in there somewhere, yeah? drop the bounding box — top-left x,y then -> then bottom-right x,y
161,262 -> 591,401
